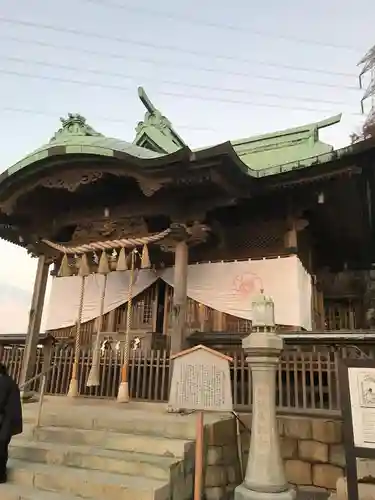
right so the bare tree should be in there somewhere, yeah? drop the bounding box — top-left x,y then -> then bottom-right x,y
356,45 -> 375,141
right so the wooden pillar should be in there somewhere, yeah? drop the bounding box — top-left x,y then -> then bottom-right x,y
284,222 -> 298,253
151,282 -> 159,332
170,240 -> 188,354
107,309 -> 116,332
213,310 -> 225,332
19,255 -> 50,391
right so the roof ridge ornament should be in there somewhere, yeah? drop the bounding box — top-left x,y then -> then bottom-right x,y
136,87 -> 172,133
50,113 -> 103,142
135,87 -> 186,150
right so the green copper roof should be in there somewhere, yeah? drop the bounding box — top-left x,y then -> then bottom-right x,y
133,87 -> 186,154
0,91 -> 344,189
7,113 -> 162,177
231,114 -> 341,172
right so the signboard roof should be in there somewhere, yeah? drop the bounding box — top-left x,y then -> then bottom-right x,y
170,344 -> 233,362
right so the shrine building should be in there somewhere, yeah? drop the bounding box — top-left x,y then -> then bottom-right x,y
1,87 -> 375,387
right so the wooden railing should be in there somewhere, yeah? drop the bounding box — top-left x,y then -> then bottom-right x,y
3,336 -> 373,416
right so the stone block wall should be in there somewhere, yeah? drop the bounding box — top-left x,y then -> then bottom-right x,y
204,417 -> 242,500
167,416 -> 242,500
170,442 -> 195,500
240,415 -> 345,493
201,414 -> 346,498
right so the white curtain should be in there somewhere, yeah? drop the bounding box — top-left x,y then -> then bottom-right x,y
45,255 -> 312,331
160,255 -> 312,330
45,269 -> 158,330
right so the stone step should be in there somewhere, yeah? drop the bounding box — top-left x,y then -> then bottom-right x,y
14,423 -> 34,438
1,483 -> 79,500
9,439 -> 178,480
22,402 -> 198,440
8,459 -> 170,500
33,426 -> 188,458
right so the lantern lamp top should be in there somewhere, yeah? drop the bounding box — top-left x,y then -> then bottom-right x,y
251,289 -> 275,327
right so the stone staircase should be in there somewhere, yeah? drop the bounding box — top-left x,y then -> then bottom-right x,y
2,397 -> 203,500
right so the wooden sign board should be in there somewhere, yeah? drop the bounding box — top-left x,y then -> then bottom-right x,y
339,358 -> 375,500
168,345 -> 233,412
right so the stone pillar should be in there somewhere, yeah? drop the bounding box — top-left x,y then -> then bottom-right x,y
170,240 -> 188,354
235,327 -> 295,500
19,254 -> 50,393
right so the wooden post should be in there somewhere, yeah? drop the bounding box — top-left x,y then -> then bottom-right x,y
162,287 -> 170,335
170,240 -> 188,354
19,255 -> 50,394
194,411 -> 204,500
198,304 -> 206,332
152,281 -> 159,332
107,309 -> 116,332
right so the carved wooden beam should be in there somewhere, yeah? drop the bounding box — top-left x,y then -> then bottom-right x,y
0,162 -> 174,215
26,195 -> 236,239
159,222 -> 211,252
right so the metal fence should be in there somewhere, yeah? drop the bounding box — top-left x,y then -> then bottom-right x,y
3,341 -> 371,416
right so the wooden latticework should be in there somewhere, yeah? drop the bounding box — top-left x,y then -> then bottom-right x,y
311,281 -> 325,330
324,298 -> 362,330
114,285 -> 156,332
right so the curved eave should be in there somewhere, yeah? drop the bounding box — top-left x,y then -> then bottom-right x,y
0,144 -> 193,201
1,136 -> 374,212
0,141 -> 254,202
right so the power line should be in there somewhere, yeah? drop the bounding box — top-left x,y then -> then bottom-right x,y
0,55 -> 361,105
0,106 -> 214,132
82,0 -> 363,52
0,66 -> 363,116
2,34 -> 360,88
0,17 -> 360,79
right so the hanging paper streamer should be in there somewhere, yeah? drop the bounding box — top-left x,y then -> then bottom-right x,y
116,247 -> 128,271
140,244 -> 151,269
78,253 -> 91,277
98,251 -> 111,275
58,254 -> 72,277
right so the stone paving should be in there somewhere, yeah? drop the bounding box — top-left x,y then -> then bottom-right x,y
296,490 -> 329,500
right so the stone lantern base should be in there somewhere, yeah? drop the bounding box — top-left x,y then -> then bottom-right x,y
234,483 -> 296,500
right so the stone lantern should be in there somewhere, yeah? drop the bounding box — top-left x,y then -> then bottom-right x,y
251,290 -> 276,328
234,291 -> 296,500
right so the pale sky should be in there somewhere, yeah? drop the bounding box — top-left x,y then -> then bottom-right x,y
0,0 -> 374,333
